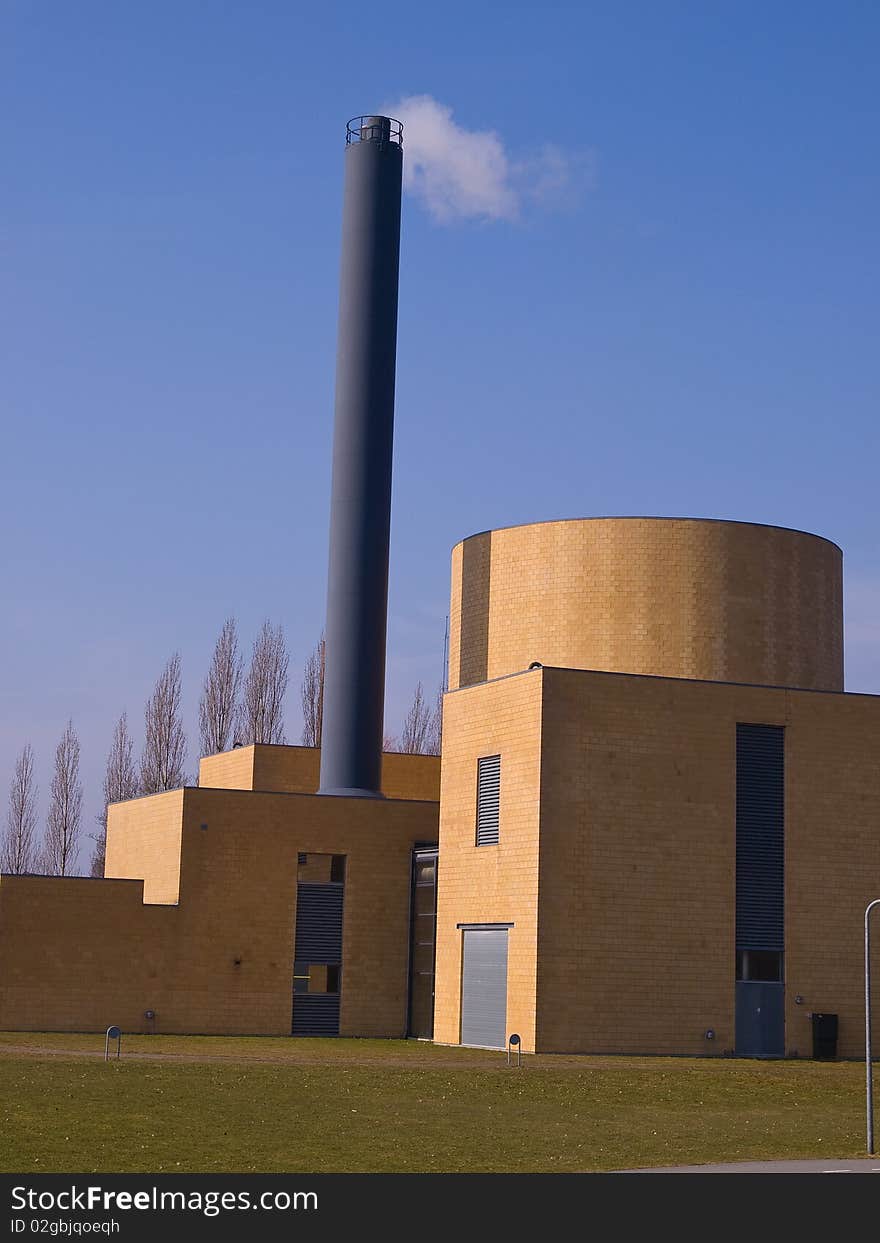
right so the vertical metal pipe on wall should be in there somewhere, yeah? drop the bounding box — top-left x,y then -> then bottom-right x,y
318,116 -> 403,798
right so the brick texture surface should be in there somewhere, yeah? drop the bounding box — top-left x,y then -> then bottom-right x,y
104,790 -> 184,904
199,744 -> 440,803
434,672 -> 543,1051
436,664 -> 880,1056
448,518 -> 843,693
0,790 -> 437,1036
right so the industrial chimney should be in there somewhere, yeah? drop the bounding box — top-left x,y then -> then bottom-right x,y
318,116 -> 404,797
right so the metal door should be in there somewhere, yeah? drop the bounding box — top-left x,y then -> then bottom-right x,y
460,928 -> 508,1049
735,981 -> 784,1057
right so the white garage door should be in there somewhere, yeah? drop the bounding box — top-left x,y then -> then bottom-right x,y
460,927 -> 509,1049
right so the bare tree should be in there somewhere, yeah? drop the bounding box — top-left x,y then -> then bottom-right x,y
382,733 -> 397,752
91,713 -> 138,877
238,620 -> 289,745
426,686 -> 443,757
43,721 -> 83,876
300,632 -> 325,747
140,653 -> 188,794
2,744 -> 38,875
199,617 -> 242,757
399,682 -> 433,754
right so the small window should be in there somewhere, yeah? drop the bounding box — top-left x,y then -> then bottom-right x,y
293,961 -> 340,994
298,852 -> 346,883
736,949 -> 783,982
414,884 -> 436,916
414,858 -> 436,886
476,754 -> 501,846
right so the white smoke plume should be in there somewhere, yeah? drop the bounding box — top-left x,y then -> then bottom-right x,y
386,95 -> 589,224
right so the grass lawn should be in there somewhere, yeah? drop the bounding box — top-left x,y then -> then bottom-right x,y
0,1032 -> 868,1173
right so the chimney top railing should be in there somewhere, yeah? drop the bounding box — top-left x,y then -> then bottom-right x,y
346,116 -> 403,148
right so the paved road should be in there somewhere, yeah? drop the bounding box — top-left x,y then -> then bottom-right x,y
622,1159 -> 880,1173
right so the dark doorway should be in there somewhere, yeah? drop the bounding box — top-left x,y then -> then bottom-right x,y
407,848 -> 438,1038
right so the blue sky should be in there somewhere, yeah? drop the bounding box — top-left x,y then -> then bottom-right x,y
2,2 -> 878,866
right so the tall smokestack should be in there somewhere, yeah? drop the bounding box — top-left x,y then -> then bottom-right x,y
318,116 -> 403,797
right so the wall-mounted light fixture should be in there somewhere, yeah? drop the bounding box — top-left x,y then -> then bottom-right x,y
704,1028 -> 716,1041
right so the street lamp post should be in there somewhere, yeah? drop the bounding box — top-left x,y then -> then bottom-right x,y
866,898 -> 880,1155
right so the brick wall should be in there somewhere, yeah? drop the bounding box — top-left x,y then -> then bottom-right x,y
536,668 -> 753,1054
434,671 -> 543,1051
199,744 -> 440,803
448,518 -> 843,693
105,789 -> 184,903
177,789 -> 437,1038
0,789 -> 438,1037
436,665 -> 880,1056
0,875 -> 174,1033
783,689 -> 880,1057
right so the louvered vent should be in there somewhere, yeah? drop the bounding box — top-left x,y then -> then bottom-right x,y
735,723 -> 784,951
294,883 -> 344,962
476,754 -> 501,846
292,994 -> 340,1036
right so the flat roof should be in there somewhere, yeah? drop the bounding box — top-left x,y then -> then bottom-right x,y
453,515 -> 842,555
445,662 -> 878,702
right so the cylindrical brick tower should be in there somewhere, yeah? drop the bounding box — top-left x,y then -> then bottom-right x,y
448,517 -> 843,693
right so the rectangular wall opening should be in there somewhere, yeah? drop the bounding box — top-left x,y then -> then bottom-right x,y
407,847 -> 438,1039
292,853 -> 346,1036
734,724 -> 785,1057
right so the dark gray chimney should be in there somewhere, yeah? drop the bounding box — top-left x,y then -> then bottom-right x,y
318,116 -> 403,797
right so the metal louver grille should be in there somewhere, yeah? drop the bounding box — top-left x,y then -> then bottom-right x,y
735,723 -> 784,951
294,883 -> 344,962
476,754 -> 501,846
292,994 -> 340,1036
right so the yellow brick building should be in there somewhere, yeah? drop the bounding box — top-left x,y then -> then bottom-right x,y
1,516 -> 878,1059
0,750 -> 439,1038
437,517 -> 878,1058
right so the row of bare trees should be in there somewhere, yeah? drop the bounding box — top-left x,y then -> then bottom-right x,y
2,615 -> 289,880
91,621 -> 290,874
199,618 -> 289,754
298,632 -> 441,755
203,621 -> 441,755
3,618 -> 442,879
2,723 -> 84,878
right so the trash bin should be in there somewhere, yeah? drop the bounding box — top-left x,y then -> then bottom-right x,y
811,1012 -> 838,1060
